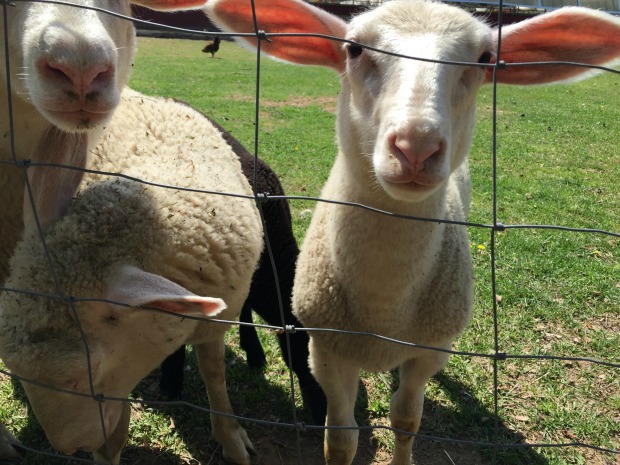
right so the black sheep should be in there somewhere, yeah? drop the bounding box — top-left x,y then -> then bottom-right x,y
159,114 -> 327,425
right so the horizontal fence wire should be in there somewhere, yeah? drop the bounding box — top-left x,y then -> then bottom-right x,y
0,0 -> 618,463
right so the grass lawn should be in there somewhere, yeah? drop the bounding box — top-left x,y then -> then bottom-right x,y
0,37 -> 618,465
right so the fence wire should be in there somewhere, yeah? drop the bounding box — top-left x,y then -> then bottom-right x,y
0,0 -> 618,464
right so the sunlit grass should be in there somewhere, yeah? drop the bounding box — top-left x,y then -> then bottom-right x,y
1,37 -> 617,465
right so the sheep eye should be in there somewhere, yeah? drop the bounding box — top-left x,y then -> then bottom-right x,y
478,51 -> 492,64
347,43 -> 364,59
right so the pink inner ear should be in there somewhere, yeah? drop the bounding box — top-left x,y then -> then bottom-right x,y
145,297 -> 226,317
488,9 -> 620,85
209,0 -> 346,71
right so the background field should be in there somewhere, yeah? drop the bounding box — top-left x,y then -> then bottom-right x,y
1,37 -> 618,465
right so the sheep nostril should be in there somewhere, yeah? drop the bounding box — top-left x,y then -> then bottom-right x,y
40,60 -> 73,86
38,59 -> 114,98
391,134 -> 443,167
415,146 -> 442,165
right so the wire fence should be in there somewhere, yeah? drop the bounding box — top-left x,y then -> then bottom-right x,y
313,0 -> 620,15
447,0 -> 620,14
1,0 -> 618,464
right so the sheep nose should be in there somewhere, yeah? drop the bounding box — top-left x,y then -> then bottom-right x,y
39,59 -> 114,102
389,130 -> 444,168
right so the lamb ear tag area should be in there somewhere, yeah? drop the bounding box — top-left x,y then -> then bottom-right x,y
143,297 -> 227,318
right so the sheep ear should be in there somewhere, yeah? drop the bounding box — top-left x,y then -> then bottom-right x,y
105,266 -> 227,318
131,0 -> 208,10
204,0 -> 347,72
23,127 -> 88,231
486,7 -> 620,85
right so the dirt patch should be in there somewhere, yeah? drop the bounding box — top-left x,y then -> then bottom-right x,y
232,94 -> 338,114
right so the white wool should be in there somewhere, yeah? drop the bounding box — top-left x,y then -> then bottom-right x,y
0,1 -> 137,284
0,89 -> 262,464
204,0 -> 620,460
292,0 -> 479,381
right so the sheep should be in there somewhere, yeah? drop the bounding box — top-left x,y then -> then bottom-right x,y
204,0 -> 620,463
0,1 -> 211,458
0,88 -> 263,465
0,0 -> 210,284
159,112 -> 327,424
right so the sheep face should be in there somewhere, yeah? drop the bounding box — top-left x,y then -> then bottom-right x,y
0,269 -> 224,456
337,1 -> 492,203
1,0 -> 209,132
0,314 -> 127,455
0,291 -> 127,454
1,1 -> 136,131
1,175 -> 227,456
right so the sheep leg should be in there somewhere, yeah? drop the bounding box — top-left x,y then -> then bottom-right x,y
195,340 -> 254,465
310,339 -> 360,465
239,302 -> 267,368
250,289 -> 327,423
92,401 -> 131,465
278,328 -> 327,425
159,345 -> 186,399
389,350 -> 450,465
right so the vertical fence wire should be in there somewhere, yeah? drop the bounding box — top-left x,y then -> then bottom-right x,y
490,1 -> 504,462
248,0 -> 305,456
0,0 -> 618,464
1,0 -> 113,459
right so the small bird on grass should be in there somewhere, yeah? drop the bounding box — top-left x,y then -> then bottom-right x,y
202,36 -> 221,58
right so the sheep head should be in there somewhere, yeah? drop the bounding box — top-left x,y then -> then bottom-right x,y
0,0 -> 208,132
0,177 -> 226,458
0,258 -> 225,457
205,0 -> 620,203
335,1 -> 492,202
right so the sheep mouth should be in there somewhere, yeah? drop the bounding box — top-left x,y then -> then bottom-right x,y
380,172 -> 443,191
388,180 -> 440,194
378,150 -> 445,192
46,109 -> 112,130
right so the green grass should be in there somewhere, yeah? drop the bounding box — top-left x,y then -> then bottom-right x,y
1,37 -> 618,465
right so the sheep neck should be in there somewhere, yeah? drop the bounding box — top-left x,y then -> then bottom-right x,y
321,152 -> 450,305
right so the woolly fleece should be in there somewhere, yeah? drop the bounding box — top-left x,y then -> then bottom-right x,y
0,88 -> 263,378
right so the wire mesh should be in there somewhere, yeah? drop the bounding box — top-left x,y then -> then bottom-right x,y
0,0 -> 618,464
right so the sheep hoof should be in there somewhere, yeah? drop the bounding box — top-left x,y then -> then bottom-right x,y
245,349 -> 267,369
221,428 -> 255,465
325,445 -> 354,465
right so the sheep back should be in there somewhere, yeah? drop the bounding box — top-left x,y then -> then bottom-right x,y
89,90 -> 263,310
0,89 -> 263,365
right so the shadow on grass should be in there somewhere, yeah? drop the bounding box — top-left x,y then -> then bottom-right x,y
130,350 -> 550,465
412,372 -> 550,465
7,350 -> 548,465
126,346 -> 376,465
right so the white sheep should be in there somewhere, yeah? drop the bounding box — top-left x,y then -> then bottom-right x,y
205,1 -> 620,463
0,1 -> 210,457
158,119 -> 327,423
0,88 -> 263,465
0,0 -> 209,283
